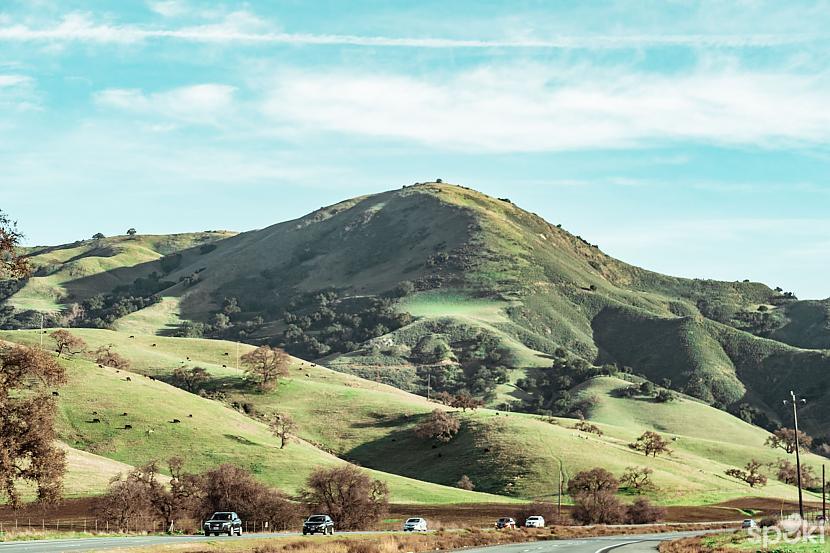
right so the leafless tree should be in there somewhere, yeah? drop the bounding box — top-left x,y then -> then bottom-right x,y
240,346 -> 290,391
172,366 -> 210,393
766,428 -> 813,454
269,412 -> 298,449
51,330 -> 87,358
456,475 -> 475,491
301,465 -> 388,530
726,459 -> 768,488
568,468 -> 624,525
620,466 -> 655,493
415,409 -> 460,443
629,431 -> 671,457
94,345 -> 131,370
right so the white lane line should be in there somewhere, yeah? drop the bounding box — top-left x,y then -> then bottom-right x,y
593,541 -> 644,553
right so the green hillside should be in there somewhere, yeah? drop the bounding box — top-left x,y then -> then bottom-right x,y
3,232 -> 233,314
0,333 -> 501,505
2,183 -> 829,439
2,329 -> 823,507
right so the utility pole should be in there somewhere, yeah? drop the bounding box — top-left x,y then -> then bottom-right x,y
785,390 -> 806,521
39,312 -> 44,348
427,372 -> 431,401
235,341 -> 240,371
823,464 -> 826,522
557,465 -> 563,517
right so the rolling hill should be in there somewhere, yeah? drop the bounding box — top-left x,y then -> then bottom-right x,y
1,329 -> 825,507
2,183 -> 829,438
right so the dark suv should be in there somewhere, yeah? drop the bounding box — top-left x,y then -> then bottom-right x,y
303,515 -> 334,535
204,512 -> 242,536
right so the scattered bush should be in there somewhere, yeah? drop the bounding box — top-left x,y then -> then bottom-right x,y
625,497 -> 666,524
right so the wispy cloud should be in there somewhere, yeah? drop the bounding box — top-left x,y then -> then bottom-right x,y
0,74 -> 32,87
94,83 -> 236,126
0,12 -> 820,49
258,65 -> 830,152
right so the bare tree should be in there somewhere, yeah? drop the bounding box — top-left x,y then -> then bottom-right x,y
629,431 -> 671,457
269,413 -> 298,449
415,409 -> 460,443
0,210 -> 30,279
766,428 -> 813,454
240,346 -> 290,391
776,459 -> 818,488
450,392 -> 483,412
620,466 -> 655,494
0,345 -> 67,507
172,366 -> 210,393
51,330 -> 87,358
568,468 -> 624,525
625,498 -> 666,524
301,465 -> 389,530
726,459 -> 768,488
196,464 -> 299,529
456,475 -> 475,491
94,345 -> 131,370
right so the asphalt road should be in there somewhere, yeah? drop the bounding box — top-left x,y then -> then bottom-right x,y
0,530 -> 718,553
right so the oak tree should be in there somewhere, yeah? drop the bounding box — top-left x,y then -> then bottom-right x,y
415,409 -> 460,443
269,412 -> 298,449
0,346 -> 67,507
51,329 -> 87,358
240,346 -> 290,391
629,431 -> 671,457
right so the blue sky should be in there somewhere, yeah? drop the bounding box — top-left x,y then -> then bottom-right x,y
1,1 -> 828,298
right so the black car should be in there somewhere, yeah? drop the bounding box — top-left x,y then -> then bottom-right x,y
303,515 -> 334,535
204,512 -> 243,536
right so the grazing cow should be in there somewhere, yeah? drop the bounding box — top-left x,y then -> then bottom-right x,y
92,411 -> 98,415
124,424 -> 132,430
129,336 -> 135,339
188,414 -> 193,418
186,357 -> 190,361
222,364 -> 227,368
224,352 -> 229,356
151,344 -> 156,347
98,364 -> 104,368
91,418 -> 100,423
122,412 -> 128,416
51,391 -> 60,397
146,428 -> 154,436
125,377 -> 132,382
171,419 -> 181,423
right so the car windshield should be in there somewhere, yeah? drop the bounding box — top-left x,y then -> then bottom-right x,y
406,519 -> 421,523
499,518 -> 510,522
212,513 -> 232,520
528,517 -> 540,520
308,516 -> 327,523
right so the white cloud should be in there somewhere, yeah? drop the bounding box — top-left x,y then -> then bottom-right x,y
0,74 -> 32,87
147,1 -> 187,18
94,83 -> 236,125
0,12 -> 819,48
258,65 -> 830,152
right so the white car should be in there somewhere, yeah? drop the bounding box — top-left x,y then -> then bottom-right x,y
741,519 -> 757,529
525,515 -> 545,528
403,518 -> 428,532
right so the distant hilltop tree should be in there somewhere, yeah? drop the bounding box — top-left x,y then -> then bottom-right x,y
92,232 -> 105,240
126,228 -> 137,237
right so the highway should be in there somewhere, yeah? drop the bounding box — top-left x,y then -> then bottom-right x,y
0,530 -> 719,553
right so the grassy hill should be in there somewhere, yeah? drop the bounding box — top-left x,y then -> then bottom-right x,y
2,329 -> 823,507
2,183 -> 829,437
0,330 -> 503,505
